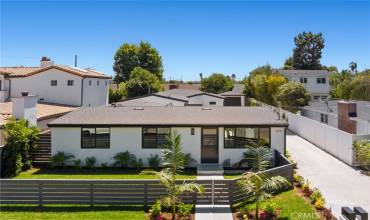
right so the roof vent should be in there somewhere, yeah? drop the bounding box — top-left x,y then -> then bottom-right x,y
202,107 -> 212,110
134,107 -> 144,110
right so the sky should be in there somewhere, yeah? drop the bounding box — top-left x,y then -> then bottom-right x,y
1,1 -> 369,81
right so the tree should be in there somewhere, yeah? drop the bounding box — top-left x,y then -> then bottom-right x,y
283,57 -> 294,70
157,132 -> 204,220
200,73 -> 234,93
113,41 -> 163,82
322,65 -> 338,73
292,32 -> 325,70
231,73 -> 236,82
349,61 -> 358,74
266,74 -> 288,105
350,74 -> 370,101
237,144 -> 290,220
276,82 -> 311,111
125,67 -> 163,98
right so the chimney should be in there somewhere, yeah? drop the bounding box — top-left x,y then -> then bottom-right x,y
12,92 -> 38,126
337,101 -> 357,134
40,56 -> 54,67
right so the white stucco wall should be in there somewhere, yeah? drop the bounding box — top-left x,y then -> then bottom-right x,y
188,95 -> 224,106
51,126 -> 285,166
10,69 -> 83,106
82,78 -> 109,107
301,109 -> 338,128
287,75 -> 330,99
0,75 -> 10,102
119,95 -> 186,106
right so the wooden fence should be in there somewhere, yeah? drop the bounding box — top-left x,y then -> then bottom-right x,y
0,153 -> 294,206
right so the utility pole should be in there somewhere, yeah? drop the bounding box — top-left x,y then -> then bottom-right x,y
74,55 -> 78,67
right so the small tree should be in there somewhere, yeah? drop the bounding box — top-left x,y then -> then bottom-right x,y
113,151 -> 137,168
51,151 -> 75,167
353,140 -> 370,170
125,67 -> 163,98
200,73 -> 233,94
157,132 -> 204,220
276,82 -> 310,112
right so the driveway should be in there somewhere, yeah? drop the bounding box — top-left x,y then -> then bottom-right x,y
286,131 -> 370,217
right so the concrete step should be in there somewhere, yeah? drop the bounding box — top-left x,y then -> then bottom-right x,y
197,164 -> 224,175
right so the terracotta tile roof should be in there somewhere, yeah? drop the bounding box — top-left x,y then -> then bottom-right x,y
0,65 -> 111,79
0,102 -> 76,126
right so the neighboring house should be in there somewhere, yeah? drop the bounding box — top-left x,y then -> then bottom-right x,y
301,100 -> 370,134
220,84 -> 246,106
0,57 -> 111,107
0,94 -> 75,145
279,70 -> 331,101
48,106 -> 287,166
117,88 -> 225,107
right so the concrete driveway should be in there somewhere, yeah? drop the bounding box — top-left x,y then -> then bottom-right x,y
286,131 -> 370,217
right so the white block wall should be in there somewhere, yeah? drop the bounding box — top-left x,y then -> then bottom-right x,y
188,95 -> 224,106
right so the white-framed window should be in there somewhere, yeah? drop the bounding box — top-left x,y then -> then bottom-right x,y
313,96 -> 320,100
300,77 -> 307,83
67,80 -> 74,86
50,80 -> 57,86
317,78 -> 326,84
321,96 -> 327,100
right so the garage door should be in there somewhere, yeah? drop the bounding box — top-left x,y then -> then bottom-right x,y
224,97 -> 241,106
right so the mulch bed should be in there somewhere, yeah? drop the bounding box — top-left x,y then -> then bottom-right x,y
145,213 -> 194,220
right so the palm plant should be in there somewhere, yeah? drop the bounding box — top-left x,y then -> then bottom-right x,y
157,132 -> 204,220
113,151 -> 137,168
242,143 -> 273,171
51,151 -> 74,167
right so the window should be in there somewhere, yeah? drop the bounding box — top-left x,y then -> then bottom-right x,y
313,96 -> 320,100
50,80 -> 57,86
97,80 -> 100,86
89,80 -> 92,86
224,127 -> 270,148
209,101 -> 216,105
320,113 -> 328,124
81,127 -> 110,149
67,80 -> 74,86
300,77 -> 307,84
321,96 -> 327,100
317,78 -> 326,84
191,128 -> 195,135
142,127 -> 171,148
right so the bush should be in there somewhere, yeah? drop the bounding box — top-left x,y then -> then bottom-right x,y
137,158 -> 143,169
310,189 -> 323,204
113,151 -> 137,168
51,151 -> 75,167
139,169 -> 157,175
314,198 -> 325,210
293,174 -> 304,187
223,159 -> 231,168
1,118 -> 40,177
302,180 -> 311,194
85,157 -> 96,168
101,163 -> 108,168
148,154 -> 160,170
184,153 -> 196,167
73,159 -> 81,169
238,204 -> 250,216
150,200 -> 162,217
353,140 -> 370,170
262,201 -> 277,216
177,203 -> 193,217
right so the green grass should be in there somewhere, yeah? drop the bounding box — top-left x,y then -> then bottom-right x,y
15,168 -> 196,179
238,189 -> 320,220
0,205 -> 146,220
223,172 -> 243,179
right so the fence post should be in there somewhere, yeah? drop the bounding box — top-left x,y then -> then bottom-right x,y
144,182 -> 148,209
90,183 -> 94,207
211,180 -> 214,207
228,181 -> 233,206
38,182 -> 43,207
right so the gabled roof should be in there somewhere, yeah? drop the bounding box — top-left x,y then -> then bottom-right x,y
0,65 -> 111,79
49,106 -> 288,127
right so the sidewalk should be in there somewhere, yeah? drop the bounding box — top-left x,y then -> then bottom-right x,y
195,175 -> 233,220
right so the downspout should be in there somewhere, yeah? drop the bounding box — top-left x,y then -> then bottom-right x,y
81,77 -> 86,106
5,78 -> 11,101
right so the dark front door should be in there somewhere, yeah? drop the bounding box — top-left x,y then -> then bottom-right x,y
201,127 -> 219,163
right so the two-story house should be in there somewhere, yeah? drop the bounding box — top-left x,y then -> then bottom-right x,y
279,70 -> 331,101
0,57 -> 111,107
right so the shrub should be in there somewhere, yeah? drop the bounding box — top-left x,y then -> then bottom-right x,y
314,198 -> 325,210
85,156 -> 96,168
101,163 -> 108,168
293,174 -> 304,187
302,180 -> 311,194
148,154 -> 160,170
353,140 -> 370,170
223,159 -> 231,167
136,158 -> 143,169
239,204 -> 250,216
1,118 -> 40,177
184,153 -> 196,167
73,159 -> 81,169
51,151 -> 75,167
177,203 -> 193,217
113,151 -> 137,168
139,169 -> 157,175
262,201 -> 278,216
310,189 -> 323,204
150,200 -> 162,217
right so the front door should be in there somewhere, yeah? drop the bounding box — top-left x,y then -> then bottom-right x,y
201,127 -> 219,163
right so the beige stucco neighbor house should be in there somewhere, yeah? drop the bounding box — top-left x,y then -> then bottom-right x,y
48,106 -> 287,166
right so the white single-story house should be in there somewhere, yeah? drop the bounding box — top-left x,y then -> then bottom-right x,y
0,57 -> 111,107
48,106 -> 288,166
117,88 -> 225,107
279,69 -> 331,101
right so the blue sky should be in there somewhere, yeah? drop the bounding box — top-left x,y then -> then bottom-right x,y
1,1 -> 369,81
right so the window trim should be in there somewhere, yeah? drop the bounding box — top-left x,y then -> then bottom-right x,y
209,101 -> 216,105
51,80 -> 57,86
81,127 -> 110,149
224,126 -> 271,149
317,77 -> 326,84
142,127 -> 171,149
67,80 -> 74,86
300,77 -> 307,84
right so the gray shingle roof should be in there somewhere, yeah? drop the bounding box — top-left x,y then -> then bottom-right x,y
48,106 -> 287,127
279,70 -> 330,77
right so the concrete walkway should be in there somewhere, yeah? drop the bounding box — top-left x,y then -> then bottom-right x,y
195,175 -> 233,220
286,131 -> 370,217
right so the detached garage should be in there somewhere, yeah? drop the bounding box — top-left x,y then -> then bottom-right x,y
221,91 -> 245,106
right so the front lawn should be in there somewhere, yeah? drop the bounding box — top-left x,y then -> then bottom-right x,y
234,189 -> 320,220
15,168 -> 196,179
0,205 -> 145,220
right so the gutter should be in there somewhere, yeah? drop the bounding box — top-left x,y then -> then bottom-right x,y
5,78 -> 11,101
80,77 -> 86,106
